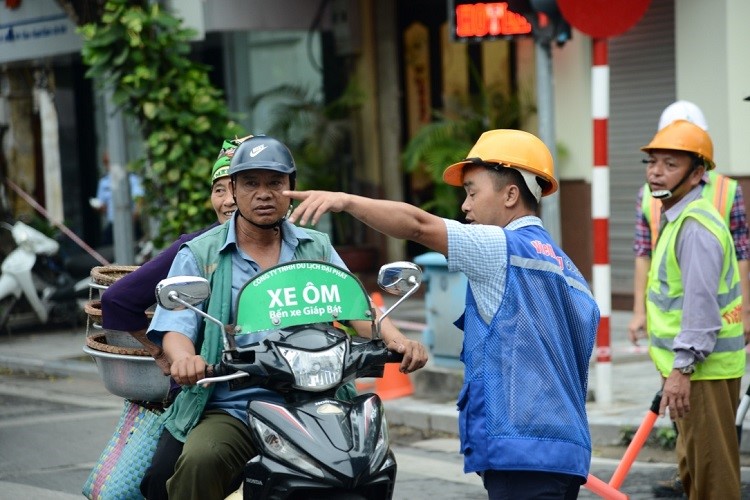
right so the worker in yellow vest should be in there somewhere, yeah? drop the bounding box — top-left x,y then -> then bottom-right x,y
642,119 -> 745,499
629,101 -> 750,349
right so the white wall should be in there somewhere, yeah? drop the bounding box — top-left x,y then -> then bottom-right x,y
553,31 -> 592,182
676,0 -> 750,175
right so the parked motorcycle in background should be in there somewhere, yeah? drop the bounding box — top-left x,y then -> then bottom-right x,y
156,260 -> 423,499
0,220 -> 88,335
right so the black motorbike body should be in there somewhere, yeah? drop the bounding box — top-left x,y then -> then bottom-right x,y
158,260 -> 424,500
212,326 -> 400,500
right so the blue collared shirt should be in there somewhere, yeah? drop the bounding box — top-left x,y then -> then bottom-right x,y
444,216 -> 544,323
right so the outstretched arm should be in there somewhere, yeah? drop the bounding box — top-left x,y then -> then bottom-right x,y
285,190 -> 449,255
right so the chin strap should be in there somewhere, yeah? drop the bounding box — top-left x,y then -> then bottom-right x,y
235,203 -> 292,230
651,167 -> 696,200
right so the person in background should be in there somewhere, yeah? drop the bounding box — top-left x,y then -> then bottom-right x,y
140,135 -> 428,500
99,136 -> 250,372
90,151 -> 145,246
629,101 -> 750,348
641,120 -> 744,499
286,129 -> 599,499
627,102 -> 749,498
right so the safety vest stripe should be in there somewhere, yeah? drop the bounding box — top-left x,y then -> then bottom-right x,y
650,334 -> 745,353
649,197 -> 661,248
509,255 -> 594,299
714,174 -> 728,218
650,207 -> 741,311
648,284 -> 741,311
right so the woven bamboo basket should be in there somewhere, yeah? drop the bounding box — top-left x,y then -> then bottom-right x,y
89,265 -> 140,287
86,265 -> 151,347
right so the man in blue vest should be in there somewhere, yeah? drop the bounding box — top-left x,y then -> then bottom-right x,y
641,120 -> 744,499
287,129 -> 600,498
141,135 -> 428,500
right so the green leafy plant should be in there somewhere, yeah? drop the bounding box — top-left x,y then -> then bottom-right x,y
402,70 -> 534,219
79,0 -> 243,246
618,425 -> 676,450
250,80 -> 365,244
653,427 -> 677,450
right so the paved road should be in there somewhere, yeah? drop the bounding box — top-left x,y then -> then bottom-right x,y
4,365 -> 750,499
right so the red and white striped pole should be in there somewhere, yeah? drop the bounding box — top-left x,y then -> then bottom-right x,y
592,38 -> 612,405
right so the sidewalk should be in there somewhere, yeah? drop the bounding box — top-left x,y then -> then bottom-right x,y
383,304 -> 703,447
2,301 -> 750,454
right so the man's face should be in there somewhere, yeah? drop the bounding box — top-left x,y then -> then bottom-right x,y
210,177 -> 236,223
460,166 -> 508,226
645,149 -> 703,207
231,169 -> 291,225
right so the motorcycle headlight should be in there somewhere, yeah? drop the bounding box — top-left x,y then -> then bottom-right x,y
277,342 -> 346,391
250,418 -> 324,478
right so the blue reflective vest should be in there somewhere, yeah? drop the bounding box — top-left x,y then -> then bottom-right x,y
455,224 -> 599,481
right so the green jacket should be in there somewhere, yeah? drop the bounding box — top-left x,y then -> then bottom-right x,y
161,222 -> 332,442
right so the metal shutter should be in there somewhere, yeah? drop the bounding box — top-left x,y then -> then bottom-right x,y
609,0 -> 675,295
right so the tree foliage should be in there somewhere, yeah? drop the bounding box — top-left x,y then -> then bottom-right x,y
402,72 -> 534,219
79,0 -> 243,246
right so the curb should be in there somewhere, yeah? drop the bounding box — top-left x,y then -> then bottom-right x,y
0,355 -> 97,378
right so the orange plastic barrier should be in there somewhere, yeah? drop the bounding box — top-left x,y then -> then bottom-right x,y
584,473 -> 629,500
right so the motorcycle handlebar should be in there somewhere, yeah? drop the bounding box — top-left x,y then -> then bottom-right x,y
385,348 -> 404,363
198,363 -> 248,386
205,364 -> 221,378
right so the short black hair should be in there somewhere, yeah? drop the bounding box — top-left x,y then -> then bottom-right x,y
485,166 -> 539,212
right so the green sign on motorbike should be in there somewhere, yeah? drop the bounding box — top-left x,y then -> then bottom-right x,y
234,260 -> 374,334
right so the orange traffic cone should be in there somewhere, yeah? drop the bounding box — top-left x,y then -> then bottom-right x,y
369,292 -> 414,400
375,363 -> 414,400
355,378 -> 376,393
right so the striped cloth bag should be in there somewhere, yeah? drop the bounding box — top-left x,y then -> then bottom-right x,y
82,400 -> 164,500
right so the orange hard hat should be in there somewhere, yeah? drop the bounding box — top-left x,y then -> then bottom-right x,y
641,119 -> 715,170
443,129 -> 558,197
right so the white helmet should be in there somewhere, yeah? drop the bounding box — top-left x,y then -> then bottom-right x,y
658,100 -> 708,131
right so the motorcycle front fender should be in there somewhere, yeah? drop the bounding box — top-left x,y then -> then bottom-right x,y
247,394 -> 391,481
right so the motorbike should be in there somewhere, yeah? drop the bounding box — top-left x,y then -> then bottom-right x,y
155,259 -> 423,500
0,220 -> 90,335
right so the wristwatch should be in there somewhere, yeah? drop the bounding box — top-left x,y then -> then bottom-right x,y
678,364 -> 696,375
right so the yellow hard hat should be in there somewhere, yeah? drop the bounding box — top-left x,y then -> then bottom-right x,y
443,129 -> 558,198
641,119 -> 715,170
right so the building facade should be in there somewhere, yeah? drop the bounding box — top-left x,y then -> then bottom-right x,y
1,0 -> 748,309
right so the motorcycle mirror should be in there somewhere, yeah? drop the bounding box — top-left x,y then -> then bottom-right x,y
155,276 -> 211,310
375,262 -> 423,338
378,262 -> 422,296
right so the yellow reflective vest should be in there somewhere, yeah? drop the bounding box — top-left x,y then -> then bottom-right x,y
646,197 -> 744,380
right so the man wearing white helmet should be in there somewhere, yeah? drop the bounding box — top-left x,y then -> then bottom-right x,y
628,101 -> 750,350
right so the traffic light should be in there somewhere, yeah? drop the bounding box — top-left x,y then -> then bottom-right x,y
528,0 -> 571,46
